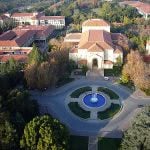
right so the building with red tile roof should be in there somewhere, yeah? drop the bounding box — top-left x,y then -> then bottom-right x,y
10,12 -> 65,29
64,19 -> 126,70
0,25 -> 54,63
120,1 -> 150,20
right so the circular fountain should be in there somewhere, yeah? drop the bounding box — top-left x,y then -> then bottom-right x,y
83,93 -> 106,108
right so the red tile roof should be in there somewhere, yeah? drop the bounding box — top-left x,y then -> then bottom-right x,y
0,54 -> 27,63
79,30 -> 113,50
0,25 -> 54,47
65,33 -> 81,40
39,16 -> 65,20
104,60 -> 113,64
121,1 -> 150,14
143,55 -> 150,63
12,13 -> 36,17
0,30 -> 35,47
88,43 -> 104,52
82,19 -> 110,27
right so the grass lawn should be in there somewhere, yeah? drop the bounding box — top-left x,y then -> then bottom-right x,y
98,104 -> 121,120
98,87 -> 119,99
70,86 -> 92,98
56,77 -> 74,88
98,138 -> 122,150
104,66 -> 122,77
68,102 -> 90,119
69,135 -> 88,150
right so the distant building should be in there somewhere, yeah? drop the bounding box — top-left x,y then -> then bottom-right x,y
39,16 -> 65,29
11,12 -> 43,26
120,1 -> 150,20
64,19 -> 127,70
10,12 -> 65,29
0,14 -> 12,24
0,25 -> 54,63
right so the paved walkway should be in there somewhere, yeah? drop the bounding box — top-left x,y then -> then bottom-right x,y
88,136 -> 98,150
30,78 -> 150,138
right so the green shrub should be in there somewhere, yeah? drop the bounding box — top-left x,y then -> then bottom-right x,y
98,87 -> 119,99
81,65 -> 88,75
68,102 -> 90,119
70,87 -> 92,98
98,104 -> 121,120
141,88 -> 150,96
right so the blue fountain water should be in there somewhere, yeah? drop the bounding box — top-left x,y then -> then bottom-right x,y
83,93 -> 106,108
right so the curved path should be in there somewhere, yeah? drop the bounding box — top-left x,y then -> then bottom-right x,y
31,78 -> 150,138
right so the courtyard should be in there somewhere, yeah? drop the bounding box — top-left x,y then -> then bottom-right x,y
31,77 -> 150,137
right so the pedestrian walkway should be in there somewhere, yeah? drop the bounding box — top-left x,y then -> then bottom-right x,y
31,78 -> 150,137
88,136 -> 98,150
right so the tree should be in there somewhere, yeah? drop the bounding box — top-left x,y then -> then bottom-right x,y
115,56 -> 122,66
20,115 -> 69,150
28,44 -> 47,65
7,89 -> 39,122
0,121 -> 18,150
121,51 -> 150,91
120,106 -> 150,150
24,64 -> 38,89
99,2 -> 112,21
24,59 -> 58,89
37,62 -> 51,89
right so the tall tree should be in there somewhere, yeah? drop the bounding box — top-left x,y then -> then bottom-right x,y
120,106 -> 150,150
28,44 -> 47,65
121,51 -> 150,91
0,121 -> 18,150
20,115 -> 69,150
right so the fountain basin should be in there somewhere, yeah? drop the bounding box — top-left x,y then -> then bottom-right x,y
83,93 -> 106,108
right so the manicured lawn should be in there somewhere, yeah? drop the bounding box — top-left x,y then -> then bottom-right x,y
98,104 -> 121,120
104,66 -> 122,77
70,86 -> 92,98
68,102 -> 90,119
69,135 -> 88,150
98,87 -> 119,99
98,138 -> 122,150
56,77 -> 74,88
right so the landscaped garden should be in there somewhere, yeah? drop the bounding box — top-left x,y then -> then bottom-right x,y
69,136 -> 122,150
104,66 -> 122,77
98,104 -> 121,120
70,86 -> 92,98
68,102 -> 90,119
98,87 -> 119,99
69,135 -> 88,150
98,138 -> 122,150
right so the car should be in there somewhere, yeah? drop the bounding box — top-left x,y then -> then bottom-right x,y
104,76 -> 109,80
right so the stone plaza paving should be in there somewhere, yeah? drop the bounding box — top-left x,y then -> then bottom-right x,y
31,78 -> 150,138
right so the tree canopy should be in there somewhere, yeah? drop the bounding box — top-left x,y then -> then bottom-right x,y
121,51 -> 150,94
28,44 -> 47,65
121,106 -> 150,150
20,115 -> 69,150
0,121 -> 18,150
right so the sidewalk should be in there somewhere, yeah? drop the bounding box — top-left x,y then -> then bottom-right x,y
88,136 -> 98,150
